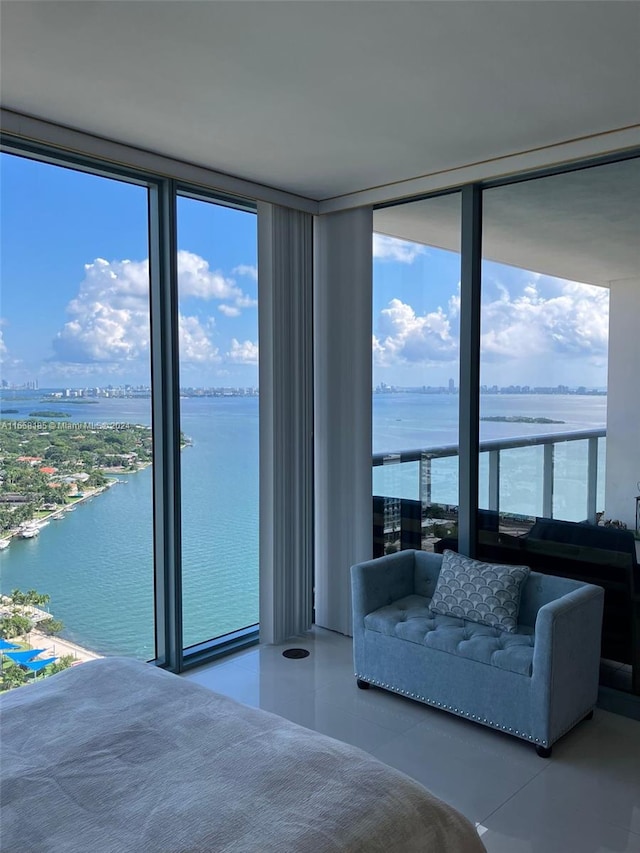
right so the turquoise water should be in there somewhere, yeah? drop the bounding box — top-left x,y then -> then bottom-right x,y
0,394 -> 259,659
0,392 -> 606,658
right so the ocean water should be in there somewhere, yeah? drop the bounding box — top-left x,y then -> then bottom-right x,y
0,394 -> 258,659
0,392 -> 606,658
373,392 -> 607,519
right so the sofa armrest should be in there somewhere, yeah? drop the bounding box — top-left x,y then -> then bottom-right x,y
532,583 -> 604,741
351,550 -> 416,627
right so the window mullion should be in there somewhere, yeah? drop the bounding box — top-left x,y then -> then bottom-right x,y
149,179 -> 183,671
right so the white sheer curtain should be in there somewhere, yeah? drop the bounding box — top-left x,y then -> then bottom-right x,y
314,207 -> 373,636
258,203 -> 314,644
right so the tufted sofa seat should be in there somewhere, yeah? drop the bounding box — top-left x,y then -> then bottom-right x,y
365,595 -> 535,677
352,549 -> 604,756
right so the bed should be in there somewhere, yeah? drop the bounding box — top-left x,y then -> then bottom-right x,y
0,657 -> 485,852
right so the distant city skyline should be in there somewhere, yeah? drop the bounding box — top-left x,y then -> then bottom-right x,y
1,380 -> 606,398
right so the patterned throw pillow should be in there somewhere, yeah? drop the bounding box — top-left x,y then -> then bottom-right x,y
430,550 -> 530,633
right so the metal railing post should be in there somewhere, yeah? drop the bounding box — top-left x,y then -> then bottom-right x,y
586,436 -> 599,524
542,443 -> 555,519
419,455 -> 432,507
488,449 -> 500,513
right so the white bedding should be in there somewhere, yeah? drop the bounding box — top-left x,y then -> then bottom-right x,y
0,657 -> 485,852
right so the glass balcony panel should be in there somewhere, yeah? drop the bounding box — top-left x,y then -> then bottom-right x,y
553,439 -> 589,522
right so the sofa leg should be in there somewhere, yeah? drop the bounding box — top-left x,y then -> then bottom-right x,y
536,745 -> 552,759
356,679 -> 370,690
583,709 -> 594,722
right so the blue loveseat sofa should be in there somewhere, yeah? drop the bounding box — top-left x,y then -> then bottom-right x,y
351,549 -> 604,756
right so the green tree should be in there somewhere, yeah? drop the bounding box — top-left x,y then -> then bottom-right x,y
39,617 -> 64,636
46,655 -> 75,675
10,588 -> 26,606
24,590 -> 50,608
1,661 -> 28,690
0,614 -> 33,638
86,470 -> 108,488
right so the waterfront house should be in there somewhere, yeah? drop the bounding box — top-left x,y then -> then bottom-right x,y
0,494 -> 30,505
1,3 -> 638,849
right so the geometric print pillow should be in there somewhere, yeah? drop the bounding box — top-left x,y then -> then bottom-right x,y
430,549 -> 530,633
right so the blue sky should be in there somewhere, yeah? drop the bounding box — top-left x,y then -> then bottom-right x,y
0,153 -> 258,388
373,235 -> 609,389
1,153 -> 608,391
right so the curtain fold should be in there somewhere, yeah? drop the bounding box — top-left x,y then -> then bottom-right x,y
258,203 -> 314,644
313,207 -> 373,636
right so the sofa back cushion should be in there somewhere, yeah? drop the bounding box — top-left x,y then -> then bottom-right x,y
413,550 -> 444,598
430,550 -> 530,633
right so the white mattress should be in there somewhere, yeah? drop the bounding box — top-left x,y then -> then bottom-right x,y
0,657 -> 485,852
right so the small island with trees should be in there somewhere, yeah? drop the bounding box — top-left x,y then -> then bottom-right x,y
480,416 -> 565,424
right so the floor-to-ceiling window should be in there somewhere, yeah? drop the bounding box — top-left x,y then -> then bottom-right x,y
478,158 -> 640,694
479,167 -> 614,532
176,193 -> 259,651
0,152 -> 156,669
369,154 -> 640,697
372,194 -> 461,554
0,144 -> 261,685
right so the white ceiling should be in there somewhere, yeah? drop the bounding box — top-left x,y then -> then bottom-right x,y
374,157 -> 640,287
1,1 -> 639,201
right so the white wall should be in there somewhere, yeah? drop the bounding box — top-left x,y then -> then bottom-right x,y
314,208 -> 373,636
605,278 -> 640,530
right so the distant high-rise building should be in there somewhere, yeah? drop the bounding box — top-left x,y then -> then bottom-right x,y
448,378 -> 455,393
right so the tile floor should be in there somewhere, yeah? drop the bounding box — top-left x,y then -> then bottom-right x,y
183,626 -> 640,853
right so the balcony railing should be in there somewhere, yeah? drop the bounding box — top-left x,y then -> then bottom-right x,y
373,427 -> 606,524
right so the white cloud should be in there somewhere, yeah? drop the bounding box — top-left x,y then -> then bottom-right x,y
227,339 -> 258,364
179,253 -> 257,316
219,304 -> 241,318
373,234 -> 426,264
179,315 -> 220,363
374,298 -> 458,367
232,264 -> 258,281
233,293 -> 258,309
52,258 -> 150,363
52,256 -> 221,367
374,276 -> 609,374
178,251 -> 242,301
480,277 -> 609,361
0,320 -> 26,375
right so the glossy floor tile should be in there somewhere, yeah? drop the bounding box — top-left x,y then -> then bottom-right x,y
183,626 -> 640,853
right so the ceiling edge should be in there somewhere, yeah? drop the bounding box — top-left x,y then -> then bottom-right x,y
318,125 -> 640,213
0,108 -> 320,214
